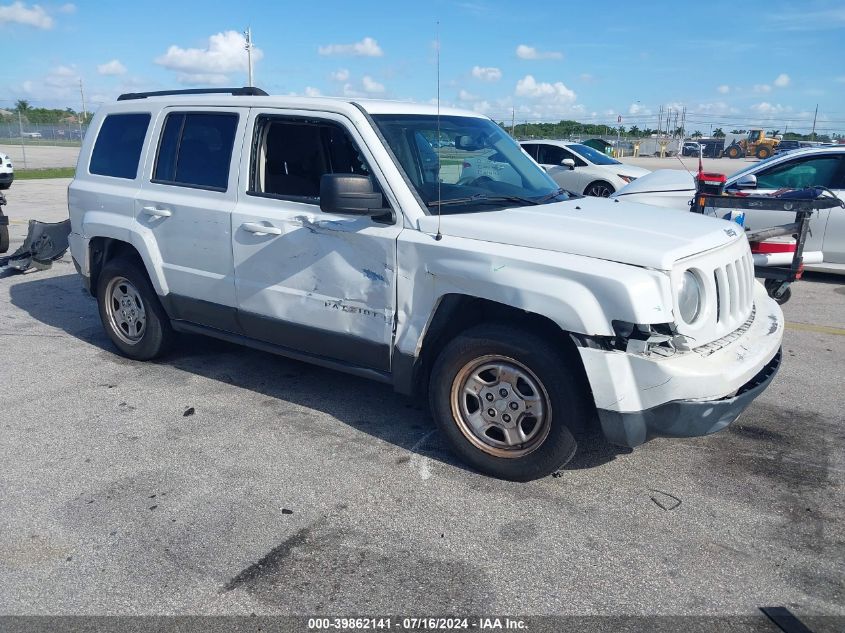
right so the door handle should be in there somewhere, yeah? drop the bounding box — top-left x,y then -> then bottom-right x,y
142,206 -> 172,218
241,222 -> 282,236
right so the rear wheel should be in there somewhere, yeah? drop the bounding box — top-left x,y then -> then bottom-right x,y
96,256 -> 174,360
726,145 -> 742,159
585,181 -> 614,197
0,218 -> 8,253
429,323 -> 586,481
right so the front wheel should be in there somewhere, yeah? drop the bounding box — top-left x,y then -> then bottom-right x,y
585,181 -> 614,197
726,145 -> 742,159
429,323 -> 587,481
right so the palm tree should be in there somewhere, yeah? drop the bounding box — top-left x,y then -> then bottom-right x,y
691,131 -> 703,138
768,129 -> 780,136
14,99 -> 31,113
712,128 -> 726,138
628,125 -> 641,137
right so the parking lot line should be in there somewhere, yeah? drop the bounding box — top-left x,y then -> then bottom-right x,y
785,321 -> 845,336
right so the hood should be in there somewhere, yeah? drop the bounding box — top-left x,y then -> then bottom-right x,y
417,196 -> 742,271
613,164 -> 651,179
613,168 -> 695,197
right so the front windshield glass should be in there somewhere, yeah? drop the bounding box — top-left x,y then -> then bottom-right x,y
567,143 -> 621,166
372,114 -> 569,213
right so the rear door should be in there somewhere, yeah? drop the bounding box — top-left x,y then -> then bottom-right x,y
135,107 -> 248,331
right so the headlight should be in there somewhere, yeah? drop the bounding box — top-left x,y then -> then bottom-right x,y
678,270 -> 703,323
617,174 -> 637,183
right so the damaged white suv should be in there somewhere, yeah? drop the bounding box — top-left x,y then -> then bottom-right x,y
68,88 -> 783,481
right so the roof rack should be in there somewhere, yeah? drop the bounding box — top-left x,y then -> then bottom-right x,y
117,87 -> 268,101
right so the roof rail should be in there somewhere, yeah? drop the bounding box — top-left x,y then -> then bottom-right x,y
117,87 -> 268,101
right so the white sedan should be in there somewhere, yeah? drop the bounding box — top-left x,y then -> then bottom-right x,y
612,146 -> 845,274
0,152 -> 13,190
520,140 -> 649,197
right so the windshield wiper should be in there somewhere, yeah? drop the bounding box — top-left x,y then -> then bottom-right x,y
427,194 -> 540,208
535,187 -> 568,203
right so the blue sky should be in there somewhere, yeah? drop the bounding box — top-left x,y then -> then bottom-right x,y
3,0 -> 845,134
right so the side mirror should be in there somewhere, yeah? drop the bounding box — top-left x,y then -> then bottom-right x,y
734,174 -> 757,190
320,174 -> 385,215
561,158 -> 576,170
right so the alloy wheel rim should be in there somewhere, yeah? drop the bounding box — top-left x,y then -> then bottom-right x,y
105,276 -> 147,345
450,354 -> 552,458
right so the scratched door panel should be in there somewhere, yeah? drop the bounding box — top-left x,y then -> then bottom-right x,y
231,108 -> 402,370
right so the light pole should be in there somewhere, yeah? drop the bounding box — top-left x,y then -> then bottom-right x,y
244,27 -> 254,87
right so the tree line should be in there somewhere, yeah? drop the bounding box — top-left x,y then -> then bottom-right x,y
2,100 -> 89,125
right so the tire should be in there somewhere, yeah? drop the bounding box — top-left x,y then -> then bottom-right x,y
428,323 -> 587,481
756,145 -> 772,160
96,255 -> 174,360
584,181 -> 614,197
726,145 -> 742,159
765,279 -> 792,305
0,223 -> 8,254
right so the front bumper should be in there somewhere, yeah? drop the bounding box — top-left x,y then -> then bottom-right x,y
579,281 -> 784,447
597,348 -> 781,447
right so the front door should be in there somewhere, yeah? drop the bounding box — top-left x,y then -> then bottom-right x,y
231,110 -> 402,371
727,154 -> 845,260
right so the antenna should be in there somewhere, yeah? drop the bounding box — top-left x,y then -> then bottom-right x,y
434,20 -> 443,241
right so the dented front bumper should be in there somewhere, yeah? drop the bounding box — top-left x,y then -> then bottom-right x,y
579,281 -> 784,448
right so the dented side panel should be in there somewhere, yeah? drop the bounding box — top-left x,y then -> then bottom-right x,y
393,229 -> 675,360
231,108 -> 403,368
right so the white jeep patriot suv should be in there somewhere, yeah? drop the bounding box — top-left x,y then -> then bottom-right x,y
68,87 -> 784,481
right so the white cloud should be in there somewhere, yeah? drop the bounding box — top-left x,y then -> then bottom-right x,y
458,89 -> 478,102
155,31 -> 263,81
516,44 -> 563,60
330,68 -> 349,82
773,73 -> 790,87
750,102 -> 789,115
471,65 -> 502,82
472,100 -> 493,115
515,75 -> 575,103
362,75 -> 385,94
628,102 -> 651,115
717,84 -> 730,94
176,73 -> 229,86
304,86 -> 322,97
753,84 -> 772,93
0,1 -> 53,28
318,37 -> 383,57
58,3 -> 75,13
97,59 -> 127,76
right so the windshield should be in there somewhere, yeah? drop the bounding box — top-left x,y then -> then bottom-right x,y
567,143 -> 621,166
372,114 -> 569,213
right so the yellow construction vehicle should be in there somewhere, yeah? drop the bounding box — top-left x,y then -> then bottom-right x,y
724,128 -> 779,159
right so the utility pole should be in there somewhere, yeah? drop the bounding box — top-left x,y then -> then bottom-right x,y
511,107 -> 515,137
811,104 -> 818,141
17,109 -> 28,169
244,27 -> 254,87
79,78 -> 87,137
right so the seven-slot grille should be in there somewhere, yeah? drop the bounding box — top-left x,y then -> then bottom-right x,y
713,249 -> 755,329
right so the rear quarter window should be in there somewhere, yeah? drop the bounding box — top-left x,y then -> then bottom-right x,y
89,113 -> 151,179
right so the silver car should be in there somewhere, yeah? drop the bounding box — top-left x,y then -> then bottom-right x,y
612,146 -> 845,274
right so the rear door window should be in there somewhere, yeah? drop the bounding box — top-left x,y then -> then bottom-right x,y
153,112 -> 239,191
89,113 -> 151,179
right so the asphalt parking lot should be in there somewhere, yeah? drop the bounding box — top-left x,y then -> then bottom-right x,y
1,180 -> 843,624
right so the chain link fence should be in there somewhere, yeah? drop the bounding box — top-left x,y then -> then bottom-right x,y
0,120 -> 90,146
